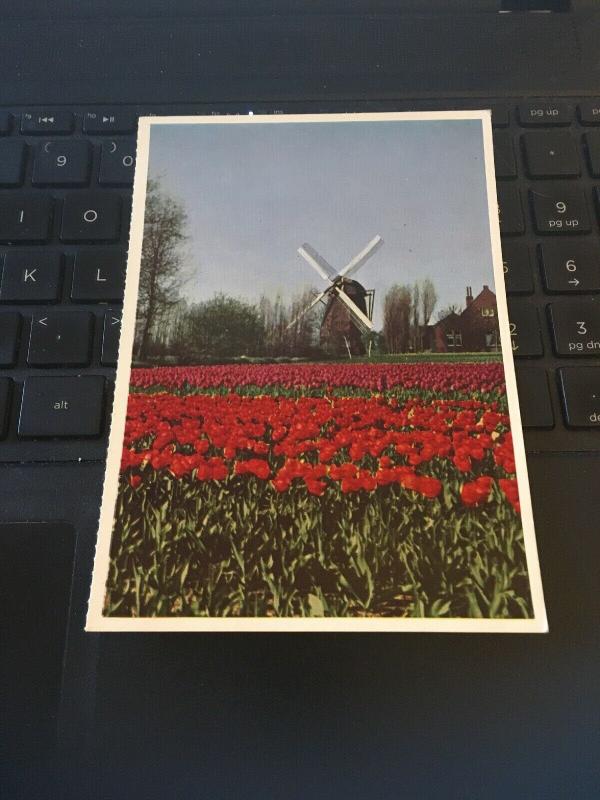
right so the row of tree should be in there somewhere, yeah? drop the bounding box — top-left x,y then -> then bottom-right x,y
148,291 -> 325,361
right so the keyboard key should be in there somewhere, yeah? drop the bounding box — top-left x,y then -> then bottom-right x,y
71,249 -> 125,302
548,298 -> 600,356
0,251 -> 62,302
584,132 -> 600,177
102,310 -> 121,366
98,139 -> 136,186
20,111 -> 74,135
83,110 -> 136,135
18,376 -> 104,437
507,299 -> 543,357
0,113 -> 12,135
501,241 -> 533,294
539,242 -> 600,293
491,106 -> 509,128
518,102 -> 572,126
0,378 -> 11,437
0,195 -> 53,242
522,131 -> 579,178
558,367 -> 600,427
27,311 -> 93,366
493,132 -> 516,178
515,367 -> 554,428
497,184 -> 524,235
0,140 -> 27,186
578,101 -> 600,126
60,193 -> 121,242
530,186 -> 590,234
0,313 -> 20,366
32,140 -> 91,186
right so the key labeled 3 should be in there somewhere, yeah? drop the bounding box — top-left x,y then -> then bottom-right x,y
548,298 -> 600,355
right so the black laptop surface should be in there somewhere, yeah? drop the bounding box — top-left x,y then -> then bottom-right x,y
1,2 -> 599,797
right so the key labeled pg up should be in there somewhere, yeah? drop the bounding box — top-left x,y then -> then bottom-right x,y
530,187 -> 591,234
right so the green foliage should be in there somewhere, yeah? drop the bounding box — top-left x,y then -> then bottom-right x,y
353,352 -> 503,364
178,293 -> 265,359
105,472 -> 532,619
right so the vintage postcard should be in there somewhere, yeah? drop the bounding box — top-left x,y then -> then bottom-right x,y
87,111 -> 547,632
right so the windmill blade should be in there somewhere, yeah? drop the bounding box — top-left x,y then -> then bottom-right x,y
297,244 -> 337,283
334,287 -> 374,331
337,235 -> 384,279
286,288 -> 330,329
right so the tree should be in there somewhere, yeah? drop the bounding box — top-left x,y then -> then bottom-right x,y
259,288 -> 324,357
136,178 -> 189,359
420,278 -> 438,326
185,294 -> 264,358
259,292 -> 288,355
383,284 -> 412,353
411,281 -> 421,351
436,303 -> 461,322
286,287 -> 324,355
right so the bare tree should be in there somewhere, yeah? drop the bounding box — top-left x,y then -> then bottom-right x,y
411,281 -> 421,351
259,292 -> 289,355
136,177 -> 189,359
260,287 -> 324,357
383,284 -> 412,353
420,278 -> 438,326
436,303 -> 461,322
287,287 -> 324,354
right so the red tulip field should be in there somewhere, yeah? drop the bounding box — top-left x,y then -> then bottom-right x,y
105,362 -> 532,619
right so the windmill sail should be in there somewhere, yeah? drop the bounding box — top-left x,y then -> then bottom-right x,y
297,244 -> 337,282
334,286 -> 374,331
286,289 -> 328,329
337,235 -> 383,280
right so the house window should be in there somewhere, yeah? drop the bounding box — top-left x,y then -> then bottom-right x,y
481,307 -> 495,318
446,330 -> 463,349
485,331 -> 500,351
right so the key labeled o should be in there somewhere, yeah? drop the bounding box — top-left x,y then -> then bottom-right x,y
122,155 -> 133,167
83,209 -> 98,223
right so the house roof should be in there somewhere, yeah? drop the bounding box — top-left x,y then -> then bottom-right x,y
433,286 -> 496,329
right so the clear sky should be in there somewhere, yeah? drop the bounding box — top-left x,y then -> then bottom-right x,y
147,117 -> 495,328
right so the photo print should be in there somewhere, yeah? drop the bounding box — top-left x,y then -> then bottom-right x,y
88,112 -> 547,632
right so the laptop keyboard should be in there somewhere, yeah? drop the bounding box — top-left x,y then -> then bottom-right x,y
0,100 -> 598,461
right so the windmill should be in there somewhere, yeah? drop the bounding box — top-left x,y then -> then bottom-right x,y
288,235 -> 383,356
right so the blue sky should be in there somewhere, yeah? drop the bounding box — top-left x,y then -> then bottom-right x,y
147,117 -> 494,328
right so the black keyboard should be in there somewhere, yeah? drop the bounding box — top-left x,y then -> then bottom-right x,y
0,100 -> 599,461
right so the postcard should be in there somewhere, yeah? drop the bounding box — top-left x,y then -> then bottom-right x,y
87,111 -> 547,632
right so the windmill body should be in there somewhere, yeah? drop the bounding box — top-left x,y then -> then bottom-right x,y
320,278 -> 369,356
289,235 -> 383,357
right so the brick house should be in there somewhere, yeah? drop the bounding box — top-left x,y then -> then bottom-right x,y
424,285 -> 500,353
